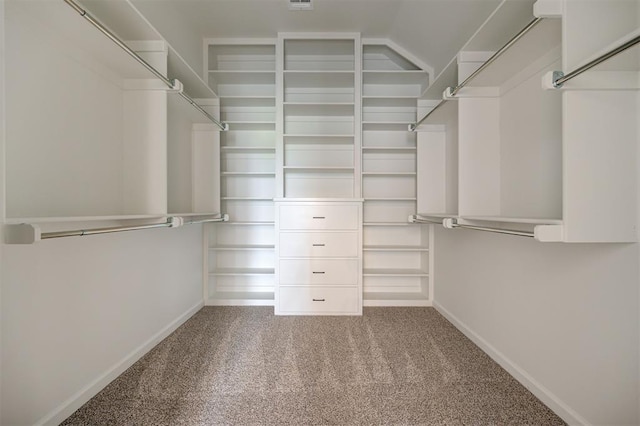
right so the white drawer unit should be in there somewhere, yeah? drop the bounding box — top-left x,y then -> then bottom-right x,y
278,286 -> 360,314
278,204 -> 359,230
279,259 -> 358,285
275,200 -> 363,315
279,232 -> 358,258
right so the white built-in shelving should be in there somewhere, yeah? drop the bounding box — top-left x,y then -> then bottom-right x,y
4,0 -> 221,232
362,222 -> 432,306
204,40 -> 277,305
278,34 -> 361,199
361,42 -> 432,306
416,0 -> 638,243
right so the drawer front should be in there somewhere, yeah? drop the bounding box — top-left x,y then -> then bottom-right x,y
279,259 -> 358,285
279,232 -> 358,258
278,286 -> 359,314
279,205 -> 359,230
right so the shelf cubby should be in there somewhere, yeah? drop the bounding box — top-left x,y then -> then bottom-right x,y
284,39 -> 355,71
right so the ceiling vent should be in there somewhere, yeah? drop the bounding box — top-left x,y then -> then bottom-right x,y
288,0 -> 313,11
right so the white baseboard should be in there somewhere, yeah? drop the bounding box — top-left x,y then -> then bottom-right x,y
433,301 -> 589,426
37,301 -> 204,426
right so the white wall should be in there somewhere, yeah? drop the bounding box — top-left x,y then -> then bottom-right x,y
433,227 -> 639,425
1,225 -> 204,426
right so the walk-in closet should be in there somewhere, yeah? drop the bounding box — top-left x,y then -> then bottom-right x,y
1,0 -> 638,424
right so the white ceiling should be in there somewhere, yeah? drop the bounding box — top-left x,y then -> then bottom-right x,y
130,0 -> 503,76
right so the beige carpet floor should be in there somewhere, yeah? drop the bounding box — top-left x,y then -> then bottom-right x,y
62,307 -> 565,425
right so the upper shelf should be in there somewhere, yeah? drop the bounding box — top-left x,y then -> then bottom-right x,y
460,18 -> 561,89
12,1 -> 154,83
76,0 -> 216,97
420,0 -> 539,99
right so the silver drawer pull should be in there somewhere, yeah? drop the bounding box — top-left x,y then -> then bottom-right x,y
312,298 -> 325,302
312,216 -> 325,219
312,271 -> 325,274
312,243 -> 325,247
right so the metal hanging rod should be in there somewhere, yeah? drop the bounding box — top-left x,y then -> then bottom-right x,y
410,17 -> 543,131
183,214 -> 230,225
552,33 -> 640,88
41,218 -> 180,240
443,218 -> 534,238
63,0 -> 228,131
5,214 -> 229,243
408,215 -> 444,225
41,214 -> 229,240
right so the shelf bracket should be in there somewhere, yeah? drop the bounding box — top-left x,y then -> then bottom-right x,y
4,224 -> 42,244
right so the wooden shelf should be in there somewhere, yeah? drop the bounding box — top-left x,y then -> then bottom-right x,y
284,166 -> 354,172
363,292 -> 430,307
363,269 -> 429,277
363,70 -> 428,85
210,268 -> 275,276
363,222 -> 415,227
459,216 -> 563,225
220,146 -> 275,152
284,134 -> 354,139
225,222 -> 276,226
221,197 -> 274,201
362,172 -> 416,176
362,123 -> 412,131
206,291 -> 275,307
221,172 -> 276,177
4,214 -> 168,225
364,245 -> 429,252
362,147 -> 416,152
210,245 -> 275,251
365,198 -> 417,202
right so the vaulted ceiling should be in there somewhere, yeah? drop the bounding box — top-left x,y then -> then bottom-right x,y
129,0 -> 503,77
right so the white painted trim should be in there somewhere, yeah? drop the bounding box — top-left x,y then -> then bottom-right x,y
205,299 -> 275,307
204,37 -> 277,45
36,301 -> 204,426
363,300 -> 431,307
428,224 -> 435,302
433,301 -> 590,426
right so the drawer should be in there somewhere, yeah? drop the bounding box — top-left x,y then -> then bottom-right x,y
279,259 -> 358,285
278,286 -> 359,314
279,204 -> 359,230
279,232 -> 358,258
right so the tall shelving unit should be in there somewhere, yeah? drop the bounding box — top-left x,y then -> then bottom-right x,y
204,41 -> 277,305
278,34 -> 361,199
361,43 -> 432,306
273,34 -> 365,315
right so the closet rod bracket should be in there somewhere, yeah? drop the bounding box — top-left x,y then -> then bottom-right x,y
551,70 -> 565,88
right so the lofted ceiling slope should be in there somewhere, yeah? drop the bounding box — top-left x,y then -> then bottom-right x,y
129,0 -> 503,77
